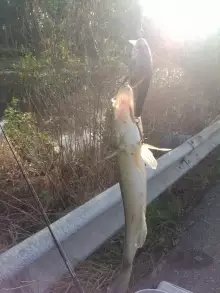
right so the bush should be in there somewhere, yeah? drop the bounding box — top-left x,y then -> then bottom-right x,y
4,97 -> 56,174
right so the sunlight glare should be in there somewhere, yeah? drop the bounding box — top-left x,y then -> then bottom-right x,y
140,0 -> 220,41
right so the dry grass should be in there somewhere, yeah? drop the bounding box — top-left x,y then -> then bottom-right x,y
0,138 -> 44,251
0,133 -> 117,250
142,68 -> 220,146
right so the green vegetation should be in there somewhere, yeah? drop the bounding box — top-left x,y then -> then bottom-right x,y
4,97 -> 54,171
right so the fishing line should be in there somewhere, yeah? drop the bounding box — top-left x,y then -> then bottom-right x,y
0,125 -> 85,293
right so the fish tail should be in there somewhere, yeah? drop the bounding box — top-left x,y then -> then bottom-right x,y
107,241 -> 135,293
108,218 -> 147,293
107,263 -> 132,293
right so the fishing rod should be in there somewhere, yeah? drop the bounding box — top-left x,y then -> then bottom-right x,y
0,125 -> 85,293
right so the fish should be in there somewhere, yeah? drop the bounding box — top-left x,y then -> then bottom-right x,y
129,38 -> 153,118
107,83 -> 157,293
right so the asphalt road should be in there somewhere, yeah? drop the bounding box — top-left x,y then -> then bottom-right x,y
134,183 -> 220,293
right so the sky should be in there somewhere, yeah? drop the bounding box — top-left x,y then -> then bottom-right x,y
140,0 -> 220,42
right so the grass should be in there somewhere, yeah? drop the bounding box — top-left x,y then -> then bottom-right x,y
0,133 -> 118,251
0,138 -> 45,251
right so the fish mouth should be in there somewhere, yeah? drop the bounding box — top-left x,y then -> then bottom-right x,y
114,84 -> 135,122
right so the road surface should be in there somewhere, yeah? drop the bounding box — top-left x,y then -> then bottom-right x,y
134,183 -> 220,293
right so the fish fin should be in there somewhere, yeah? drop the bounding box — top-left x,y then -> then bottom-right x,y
141,144 -> 158,169
98,150 -> 119,162
129,39 -> 137,46
107,265 -> 132,293
144,143 -> 171,152
99,143 -> 128,162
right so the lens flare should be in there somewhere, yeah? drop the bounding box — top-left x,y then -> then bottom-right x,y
140,0 -> 220,41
